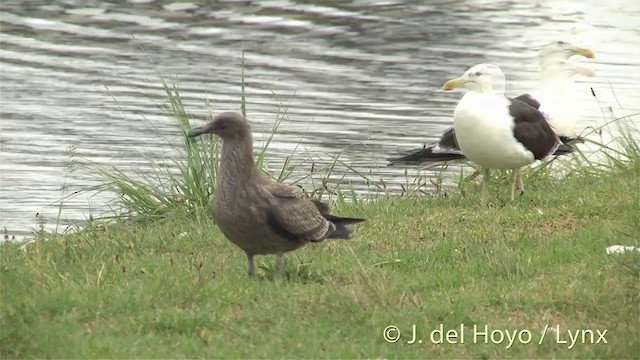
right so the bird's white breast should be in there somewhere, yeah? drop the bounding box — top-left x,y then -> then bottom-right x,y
537,79 -> 579,137
453,92 -> 534,169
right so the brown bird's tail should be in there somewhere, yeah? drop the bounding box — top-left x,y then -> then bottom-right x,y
309,199 -> 365,239
324,215 -> 366,239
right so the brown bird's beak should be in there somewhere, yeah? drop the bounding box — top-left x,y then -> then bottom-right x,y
188,122 -> 214,138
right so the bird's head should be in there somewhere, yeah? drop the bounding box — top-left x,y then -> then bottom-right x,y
539,41 -> 595,63
442,63 -> 505,94
542,59 -> 596,78
188,112 -> 251,140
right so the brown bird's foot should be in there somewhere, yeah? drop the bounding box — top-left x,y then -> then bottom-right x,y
247,253 -> 255,278
276,252 -> 284,275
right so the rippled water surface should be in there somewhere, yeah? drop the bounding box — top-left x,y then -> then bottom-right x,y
1,0 -> 639,237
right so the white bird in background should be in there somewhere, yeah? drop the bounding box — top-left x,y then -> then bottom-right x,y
516,40 -> 596,144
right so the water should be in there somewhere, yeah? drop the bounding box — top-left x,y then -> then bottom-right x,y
1,0 -> 639,238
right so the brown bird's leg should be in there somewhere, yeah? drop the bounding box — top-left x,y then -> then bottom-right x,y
247,253 -> 255,277
276,252 -> 284,275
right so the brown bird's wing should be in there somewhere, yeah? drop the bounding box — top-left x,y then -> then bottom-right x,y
264,183 -> 332,213
264,182 -> 306,198
311,199 -> 331,215
264,183 -> 332,242
267,182 -> 332,213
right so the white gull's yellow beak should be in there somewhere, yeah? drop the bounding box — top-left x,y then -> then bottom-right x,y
442,77 -> 466,91
572,46 -> 595,59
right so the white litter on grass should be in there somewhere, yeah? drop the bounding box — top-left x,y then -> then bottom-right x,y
605,245 -> 640,255
177,232 -> 189,238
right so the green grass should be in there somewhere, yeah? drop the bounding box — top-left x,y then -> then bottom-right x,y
1,152 -> 639,358
2,55 -> 639,358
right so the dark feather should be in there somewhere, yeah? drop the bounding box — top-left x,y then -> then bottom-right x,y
553,143 -> 575,155
387,127 -> 465,166
559,135 -> 585,145
513,96 -> 583,151
324,215 -> 366,239
311,199 -> 331,215
265,210 -> 328,243
510,97 -> 581,154
438,127 -> 460,149
324,214 -> 366,226
267,197 -> 365,242
328,225 -> 354,239
387,147 -> 465,166
514,93 -> 541,109
311,199 -> 365,239
509,98 -> 559,160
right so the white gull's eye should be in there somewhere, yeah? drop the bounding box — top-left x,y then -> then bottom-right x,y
475,71 -> 482,76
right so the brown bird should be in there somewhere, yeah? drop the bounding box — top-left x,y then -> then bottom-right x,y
188,112 -> 365,277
